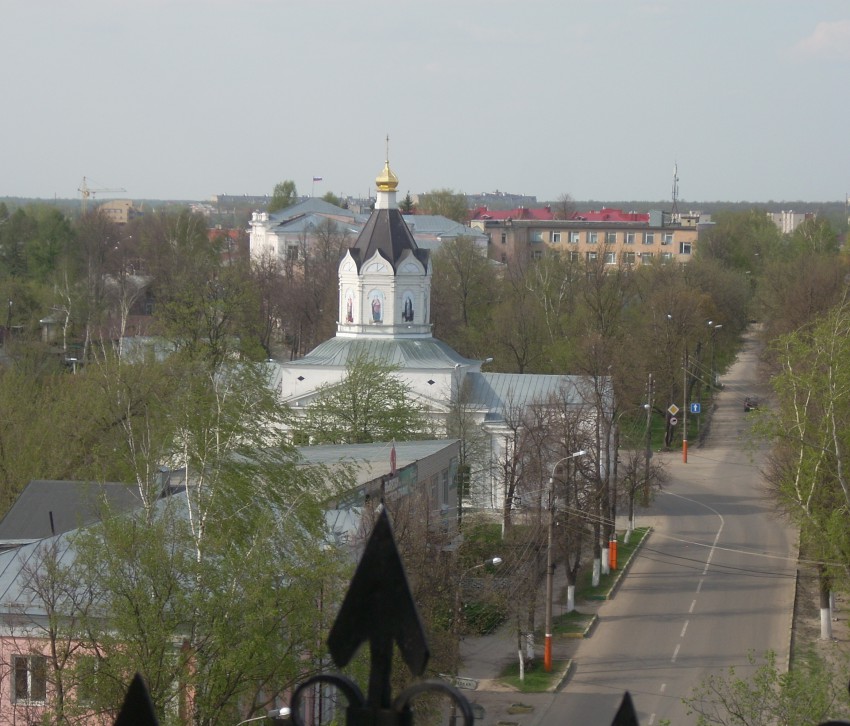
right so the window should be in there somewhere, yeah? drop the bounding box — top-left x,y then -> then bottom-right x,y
623,251 -> 636,264
643,232 -> 655,245
586,251 -> 598,262
532,249 -> 543,260
606,231 -> 617,245
661,252 -> 673,262
569,231 -> 580,245
569,250 -> 580,262
441,470 -> 449,504
679,241 -> 692,255
14,655 -> 47,703
76,656 -> 102,705
551,231 -> 561,243
530,230 -> 543,243
641,252 -> 654,264
662,232 -> 673,245
625,232 -> 635,245
285,245 -> 299,261
587,231 -> 598,244
500,253 -> 507,263
604,251 -> 616,264
501,232 -> 507,244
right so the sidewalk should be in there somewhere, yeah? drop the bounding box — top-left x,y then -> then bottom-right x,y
458,519 -> 643,680
454,518 -> 650,724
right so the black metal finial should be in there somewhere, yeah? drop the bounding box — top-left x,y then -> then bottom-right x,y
114,672 -> 158,726
327,507 -> 429,706
610,691 -> 639,726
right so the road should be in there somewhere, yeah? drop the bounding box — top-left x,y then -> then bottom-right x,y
538,329 -> 798,725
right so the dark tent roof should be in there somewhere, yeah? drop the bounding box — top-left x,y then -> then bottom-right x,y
347,208 -> 429,272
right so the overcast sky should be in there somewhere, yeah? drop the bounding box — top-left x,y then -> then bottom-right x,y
3,0 -> 848,204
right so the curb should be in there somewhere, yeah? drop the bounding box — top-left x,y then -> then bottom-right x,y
586,527 -> 652,601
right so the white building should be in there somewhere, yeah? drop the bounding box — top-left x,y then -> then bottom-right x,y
270,156 -> 609,516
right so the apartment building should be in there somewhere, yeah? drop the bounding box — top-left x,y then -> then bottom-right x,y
470,207 -> 701,266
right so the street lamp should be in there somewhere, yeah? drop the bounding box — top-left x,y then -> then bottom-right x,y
451,556 -> 502,726
235,707 -> 290,725
544,450 -> 586,672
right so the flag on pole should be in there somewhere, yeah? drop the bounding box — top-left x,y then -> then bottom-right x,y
390,441 -> 397,476
312,176 -> 323,182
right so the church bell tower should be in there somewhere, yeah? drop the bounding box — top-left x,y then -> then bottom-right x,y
337,149 -> 432,339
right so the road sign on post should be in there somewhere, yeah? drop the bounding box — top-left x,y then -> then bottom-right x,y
690,402 -> 701,414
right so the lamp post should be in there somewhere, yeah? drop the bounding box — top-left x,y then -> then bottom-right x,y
544,450 -> 586,672
451,556 -> 501,726
235,707 -> 290,725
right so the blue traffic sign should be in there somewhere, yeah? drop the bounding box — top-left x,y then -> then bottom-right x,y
690,402 -> 701,414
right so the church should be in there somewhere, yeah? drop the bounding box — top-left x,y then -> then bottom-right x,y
269,155 -> 607,515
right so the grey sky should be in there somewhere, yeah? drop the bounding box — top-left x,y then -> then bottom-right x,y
3,0 -> 848,203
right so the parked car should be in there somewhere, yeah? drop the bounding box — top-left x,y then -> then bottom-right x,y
744,396 -> 758,412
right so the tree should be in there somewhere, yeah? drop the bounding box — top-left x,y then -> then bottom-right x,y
416,188 -> 468,223
430,236 -> 496,357
552,193 -> 576,220
761,299 -> 850,636
683,650 -> 849,725
268,180 -> 298,214
399,192 -> 415,214
31,351 -> 350,724
294,355 -> 428,444
321,191 -> 342,207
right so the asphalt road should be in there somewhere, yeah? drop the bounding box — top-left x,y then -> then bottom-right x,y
538,329 -> 798,725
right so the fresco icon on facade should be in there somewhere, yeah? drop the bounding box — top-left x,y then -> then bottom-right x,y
369,290 -> 384,323
345,290 -> 355,323
402,292 -> 415,322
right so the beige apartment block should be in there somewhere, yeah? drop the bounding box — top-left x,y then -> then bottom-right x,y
471,211 -> 700,266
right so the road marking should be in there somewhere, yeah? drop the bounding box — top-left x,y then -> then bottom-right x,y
689,599 -> 696,613
681,620 -> 689,637
660,683 -> 667,694
672,643 -> 680,662
648,714 -> 656,725
696,579 -> 703,594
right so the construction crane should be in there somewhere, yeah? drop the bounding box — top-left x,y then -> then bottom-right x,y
78,176 -> 126,213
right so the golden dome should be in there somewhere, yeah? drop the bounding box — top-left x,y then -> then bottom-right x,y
375,160 -> 399,192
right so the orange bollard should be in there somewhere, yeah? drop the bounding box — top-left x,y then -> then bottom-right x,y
609,537 -> 618,570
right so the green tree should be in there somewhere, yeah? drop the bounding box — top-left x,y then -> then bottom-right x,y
430,236 -> 496,356
37,352 -> 350,724
268,180 -> 299,213
399,192 -> 415,214
697,209 -> 782,273
683,650 -> 849,725
295,355 -> 428,444
321,190 -> 342,207
761,299 -> 850,622
417,188 -> 468,223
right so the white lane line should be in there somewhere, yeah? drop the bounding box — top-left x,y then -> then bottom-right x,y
681,620 -> 689,638
672,643 -> 680,662
689,599 -> 696,613
696,579 -> 703,594
648,714 -> 656,725
660,683 -> 667,694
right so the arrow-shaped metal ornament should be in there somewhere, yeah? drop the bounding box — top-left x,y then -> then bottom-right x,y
327,507 -> 429,708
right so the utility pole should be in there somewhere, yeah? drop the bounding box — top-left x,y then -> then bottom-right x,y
644,374 -> 653,503
682,348 -> 689,464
